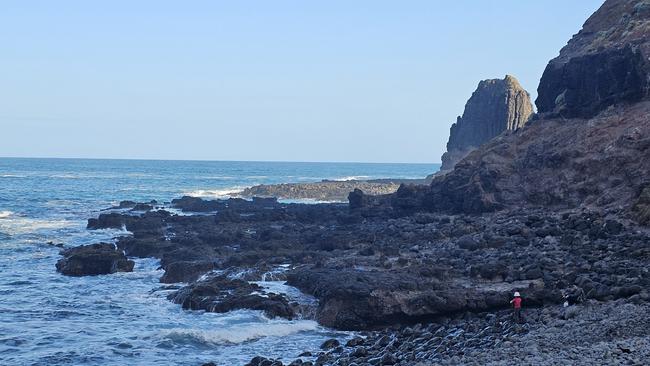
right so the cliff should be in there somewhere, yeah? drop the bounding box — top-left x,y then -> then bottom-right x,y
536,0 -> 650,118
355,0 -> 650,225
441,75 -> 533,170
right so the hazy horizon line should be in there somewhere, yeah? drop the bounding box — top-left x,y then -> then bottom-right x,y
0,155 -> 441,166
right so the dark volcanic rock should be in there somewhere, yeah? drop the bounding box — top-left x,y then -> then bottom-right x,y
168,275 -> 295,319
171,196 -> 222,212
536,0 -> 650,118
286,266 -> 546,330
159,260 -> 215,283
441,75 -> 533,171
56,243 -> 134,276
633,186 -> 650,225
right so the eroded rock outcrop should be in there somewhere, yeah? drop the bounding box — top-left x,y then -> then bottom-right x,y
536,0 -> 650,118
441,75 -> 533,170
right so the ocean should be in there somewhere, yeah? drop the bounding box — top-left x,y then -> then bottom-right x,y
0,157 -> 438,365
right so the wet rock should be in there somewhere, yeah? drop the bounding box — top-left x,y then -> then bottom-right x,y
345,337 -> 365,347
56,243 -> 134,276
351,346 -> 368,358
321,338 -> 340,350
131,203 -> 153,211
168,275 -> 295,319
159,260 -> 215,283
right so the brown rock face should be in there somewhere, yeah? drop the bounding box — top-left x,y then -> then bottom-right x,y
441,75 -> 533,170
536,0 -> 650,118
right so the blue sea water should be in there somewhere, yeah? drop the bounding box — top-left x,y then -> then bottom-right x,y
0,158 -> 439,365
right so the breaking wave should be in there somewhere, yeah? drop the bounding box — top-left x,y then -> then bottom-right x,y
182,187 -> 247,199
161,319 -> 320,345
0,215 -> 77,235
331,175 -> 371,181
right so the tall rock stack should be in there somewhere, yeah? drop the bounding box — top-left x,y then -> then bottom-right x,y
441,75 -> 533,171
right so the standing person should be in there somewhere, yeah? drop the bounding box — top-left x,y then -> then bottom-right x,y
510,292 -> 522,323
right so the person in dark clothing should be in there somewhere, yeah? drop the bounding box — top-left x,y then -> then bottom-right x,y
510,291 -> 522,323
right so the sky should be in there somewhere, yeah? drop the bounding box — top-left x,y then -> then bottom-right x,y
0,0 -> 604,163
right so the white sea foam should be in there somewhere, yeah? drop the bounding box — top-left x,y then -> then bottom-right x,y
182,187 -> 247,199
251,280 -> 318,306
331,175 -> 371,181
0,174 -> 26,178
162,320 -> 319,345
0,214 -> 77,235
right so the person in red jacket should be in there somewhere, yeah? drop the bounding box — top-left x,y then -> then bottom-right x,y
510,291 -> 522,323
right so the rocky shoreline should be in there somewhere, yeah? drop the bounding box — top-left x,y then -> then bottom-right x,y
69,192 -> 650,365
54,1 -> 650,364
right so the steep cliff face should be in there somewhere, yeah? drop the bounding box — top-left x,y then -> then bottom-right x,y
536,0 -> 650,118
441,75 -> 533,170
424,0 -> 650,217
355,0 -> 650,224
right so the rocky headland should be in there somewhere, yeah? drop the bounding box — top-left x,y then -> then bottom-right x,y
58,1 -> 650,365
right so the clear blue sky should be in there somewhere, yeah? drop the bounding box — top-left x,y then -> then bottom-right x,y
0,0 -> 603,163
